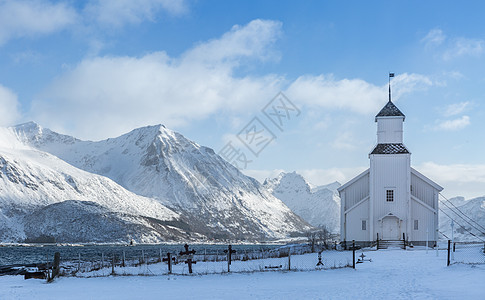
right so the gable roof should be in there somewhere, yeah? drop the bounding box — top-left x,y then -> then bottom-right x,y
375,100 -> 405,121
411,167 -> 444,191
370,143 -> 410,155
337,168 -> 369,193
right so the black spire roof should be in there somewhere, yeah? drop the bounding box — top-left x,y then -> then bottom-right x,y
370,143 -> 410,155
375,100 -> 405,121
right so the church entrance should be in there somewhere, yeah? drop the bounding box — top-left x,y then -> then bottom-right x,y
382,216 -> 400,240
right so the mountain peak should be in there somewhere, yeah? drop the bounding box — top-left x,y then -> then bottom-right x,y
13,121 -> 42,134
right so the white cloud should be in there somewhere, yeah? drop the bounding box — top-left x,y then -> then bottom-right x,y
31,19 -> 284,140
84,0 -> 187,27
183,20 -> 282,65
0,0 -> 77,45
441,101 -> 470,117
416,162 -> 485,199
435,115 -> 470,131
331,131 -> 357,150
285,73 -> 432,114
443,37 -> 484,60
0,84 -> 21,126
422,28 -> 446,48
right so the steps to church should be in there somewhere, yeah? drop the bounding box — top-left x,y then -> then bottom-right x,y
377,240 -> 405,250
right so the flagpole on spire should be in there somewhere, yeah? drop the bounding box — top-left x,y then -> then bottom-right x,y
388,72 -> 394,102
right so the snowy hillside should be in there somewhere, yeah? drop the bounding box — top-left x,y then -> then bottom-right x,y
12,122 -> 310,241
439,196 -> 485,242
264,172 -> 340,233
0,127 -> 192,243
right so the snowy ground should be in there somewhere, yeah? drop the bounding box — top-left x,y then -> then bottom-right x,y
1,248 -> 484,299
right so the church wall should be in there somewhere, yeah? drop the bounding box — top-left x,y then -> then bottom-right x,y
371,154 -> 410,240
343,173 -> 369,211
377,117 -> 404,143
410,200 -> 436,243
344,199 -> 369,242
411,173 -> 435,208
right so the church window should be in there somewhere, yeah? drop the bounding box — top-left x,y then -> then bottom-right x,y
414,220 -> 419,230
362,220 -> 367,231
386,189 -> 394,202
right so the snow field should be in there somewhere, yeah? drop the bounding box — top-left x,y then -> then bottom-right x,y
1,248 -> 484,299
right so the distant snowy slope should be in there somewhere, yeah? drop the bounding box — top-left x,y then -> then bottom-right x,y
264,172 -> 340,233
13,122 -> 310,241
439,196 -> 485,242
0,127 -> 191,243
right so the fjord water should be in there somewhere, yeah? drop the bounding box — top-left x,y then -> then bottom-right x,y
0,244 -> 282,266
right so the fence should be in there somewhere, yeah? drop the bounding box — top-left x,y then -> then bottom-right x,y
447,240 -> 485,266
58,244 -> 355,277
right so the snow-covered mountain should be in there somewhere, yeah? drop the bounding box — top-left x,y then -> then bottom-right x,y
11,122 -> 310,241
0,127 -> 192,243
439,196 -> 485,242
263,172 -> 340,233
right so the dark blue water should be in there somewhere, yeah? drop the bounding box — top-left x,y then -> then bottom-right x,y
0,244 -> 282,266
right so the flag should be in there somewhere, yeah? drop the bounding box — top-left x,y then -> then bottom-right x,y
389,73 -> 395,78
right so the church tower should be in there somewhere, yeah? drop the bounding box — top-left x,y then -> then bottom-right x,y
369,100 -> 411,241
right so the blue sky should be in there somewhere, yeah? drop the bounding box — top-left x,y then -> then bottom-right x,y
0,0 -> 484,198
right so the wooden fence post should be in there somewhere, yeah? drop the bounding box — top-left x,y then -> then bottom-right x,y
167,253 -> 172,274
447,240 -> 451,266
47,252 -> 61,283
352,240 -> 355,269
111,254 -> 115,275
288,250 -> 291,271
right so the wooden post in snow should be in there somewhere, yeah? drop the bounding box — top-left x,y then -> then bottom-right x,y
288,249 -> 291,271
111,254 -> 115,275
47,252 -> 60,283
447,240 -> 451,266
352,240 -> 356,269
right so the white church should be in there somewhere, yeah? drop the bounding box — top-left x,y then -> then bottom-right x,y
338,93 -> 443,248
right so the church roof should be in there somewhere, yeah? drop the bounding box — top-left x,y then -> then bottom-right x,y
375,100 -> 405,121
370,143 -> 409,155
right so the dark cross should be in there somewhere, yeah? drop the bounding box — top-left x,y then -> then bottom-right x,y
224,245 -> 237,272
316,251 -> 323,266
224,245 -> 237,265
179,244 -> 196,274
357,252 -> 372,263
184,258 -> 197,274
162,252 -> 175,274
179,243 -> 196,256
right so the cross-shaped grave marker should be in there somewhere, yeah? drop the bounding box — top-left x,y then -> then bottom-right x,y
162,252 -> 176,274
316,251 -> 324,266
223,245 -> 237,272
179,244 -> 196,274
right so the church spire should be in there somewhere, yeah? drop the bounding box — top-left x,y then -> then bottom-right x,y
388,72 -> 394,102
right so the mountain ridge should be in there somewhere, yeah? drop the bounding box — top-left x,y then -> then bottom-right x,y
10,122 -> 311,242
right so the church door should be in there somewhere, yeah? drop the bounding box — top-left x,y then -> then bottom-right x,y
382,216 -> 400,240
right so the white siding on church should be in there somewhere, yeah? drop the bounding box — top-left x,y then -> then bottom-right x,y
411,200 -> 436,242
343,173 -> 369,210
371,154 -> 410,241
411,172 -> 436,209
345,199 -> 369,242
377,117 -> 404,143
